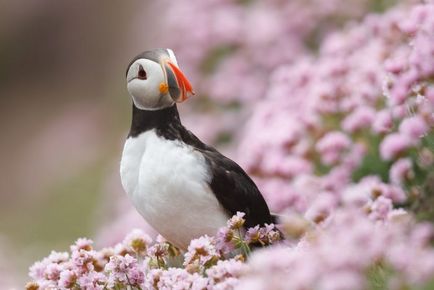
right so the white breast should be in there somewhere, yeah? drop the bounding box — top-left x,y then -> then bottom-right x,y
120,130 -> 229,249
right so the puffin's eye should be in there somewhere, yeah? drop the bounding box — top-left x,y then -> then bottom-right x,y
138,64 -> 147,80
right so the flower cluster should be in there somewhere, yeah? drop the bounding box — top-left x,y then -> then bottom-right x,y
161,0 -> 376,103
238,208 -> 434,290
26,217 -> 279,289
27,210 -> 434,289
236,1 -> 434,222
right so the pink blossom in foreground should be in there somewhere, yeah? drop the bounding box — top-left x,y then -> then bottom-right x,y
122,229 -> 153,255
237,208 -> 434,290
27,209 -> 434,290
184,235 -> 220,269
316,131 -> 351,165
26,215 -> 279,290
105,254 -> 144,287
380,133 -> 412,161
342,106 -> 376,133
399,116 -> 429,139
372,110 -> 394,134
390,158 -> 413,185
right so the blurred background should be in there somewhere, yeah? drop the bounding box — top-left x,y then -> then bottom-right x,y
0,1 -> 166,285
0,0 -> 421,287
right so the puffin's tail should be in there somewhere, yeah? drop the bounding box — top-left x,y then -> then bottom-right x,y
270,213 -> 284,224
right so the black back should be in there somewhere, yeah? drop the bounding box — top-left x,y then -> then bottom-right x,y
128,104 -> 274,228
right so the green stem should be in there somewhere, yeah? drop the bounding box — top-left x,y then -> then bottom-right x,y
156,256 -> 164,269
237,229 -> 251,257
126,273 -> 133,289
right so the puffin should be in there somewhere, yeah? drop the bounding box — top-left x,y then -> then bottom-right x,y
120,48 -> 274,250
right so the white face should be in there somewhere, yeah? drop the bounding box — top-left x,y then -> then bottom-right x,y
126,59 -> 174,110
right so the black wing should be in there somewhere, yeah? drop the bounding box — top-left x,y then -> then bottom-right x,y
179,128 -> 273,228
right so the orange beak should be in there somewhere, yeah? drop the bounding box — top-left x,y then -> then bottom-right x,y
165,61 -> 195,102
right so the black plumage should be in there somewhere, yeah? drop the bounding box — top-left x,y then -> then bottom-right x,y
128,103 -> 274,228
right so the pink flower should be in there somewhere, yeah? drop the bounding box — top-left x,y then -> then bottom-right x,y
105,254 -> 142,287
390,158 -> 413,185
47,251 -> 69,264
318,270 -> 365,290
71,249 -> 95,275
58,270 -> 77,288
127,266 -> 145,287
342,107 -> 376,133
77,271 -> 106,290
389,84 -> 410,105
44,263 -> 62,281
146,267 -> 208,289
384,58 -> 406,74
215,227 -> 235,254
399,116 -> 429,139
369,196 -> 393,221
270,155 -> 313,177
411,223 -> 434,247
227,212 -> 246,229
378,184 -> 407,203
29,261 -> 49,281
425,86 -> 434,105
184,236 -> 219,267
342,181 -> 372,207
245,226 -> 261,244
380,133 -> 412,160
147,241 -> 169,260
316,131 -> 351,164
206,259 -> 246,287
122,228 -> 152,255
372,110 -> 393,134
71,238 -> 93,252
305,192 -> 338,223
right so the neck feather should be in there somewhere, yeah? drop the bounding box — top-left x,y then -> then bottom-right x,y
128,104 -> 181,137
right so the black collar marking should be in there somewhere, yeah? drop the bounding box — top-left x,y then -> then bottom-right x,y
128,104 -> 183,140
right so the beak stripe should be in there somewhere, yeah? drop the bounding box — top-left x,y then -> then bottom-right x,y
167,62 -> 195,102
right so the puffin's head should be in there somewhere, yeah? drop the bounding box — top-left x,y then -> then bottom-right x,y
126,48 -> 194,110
